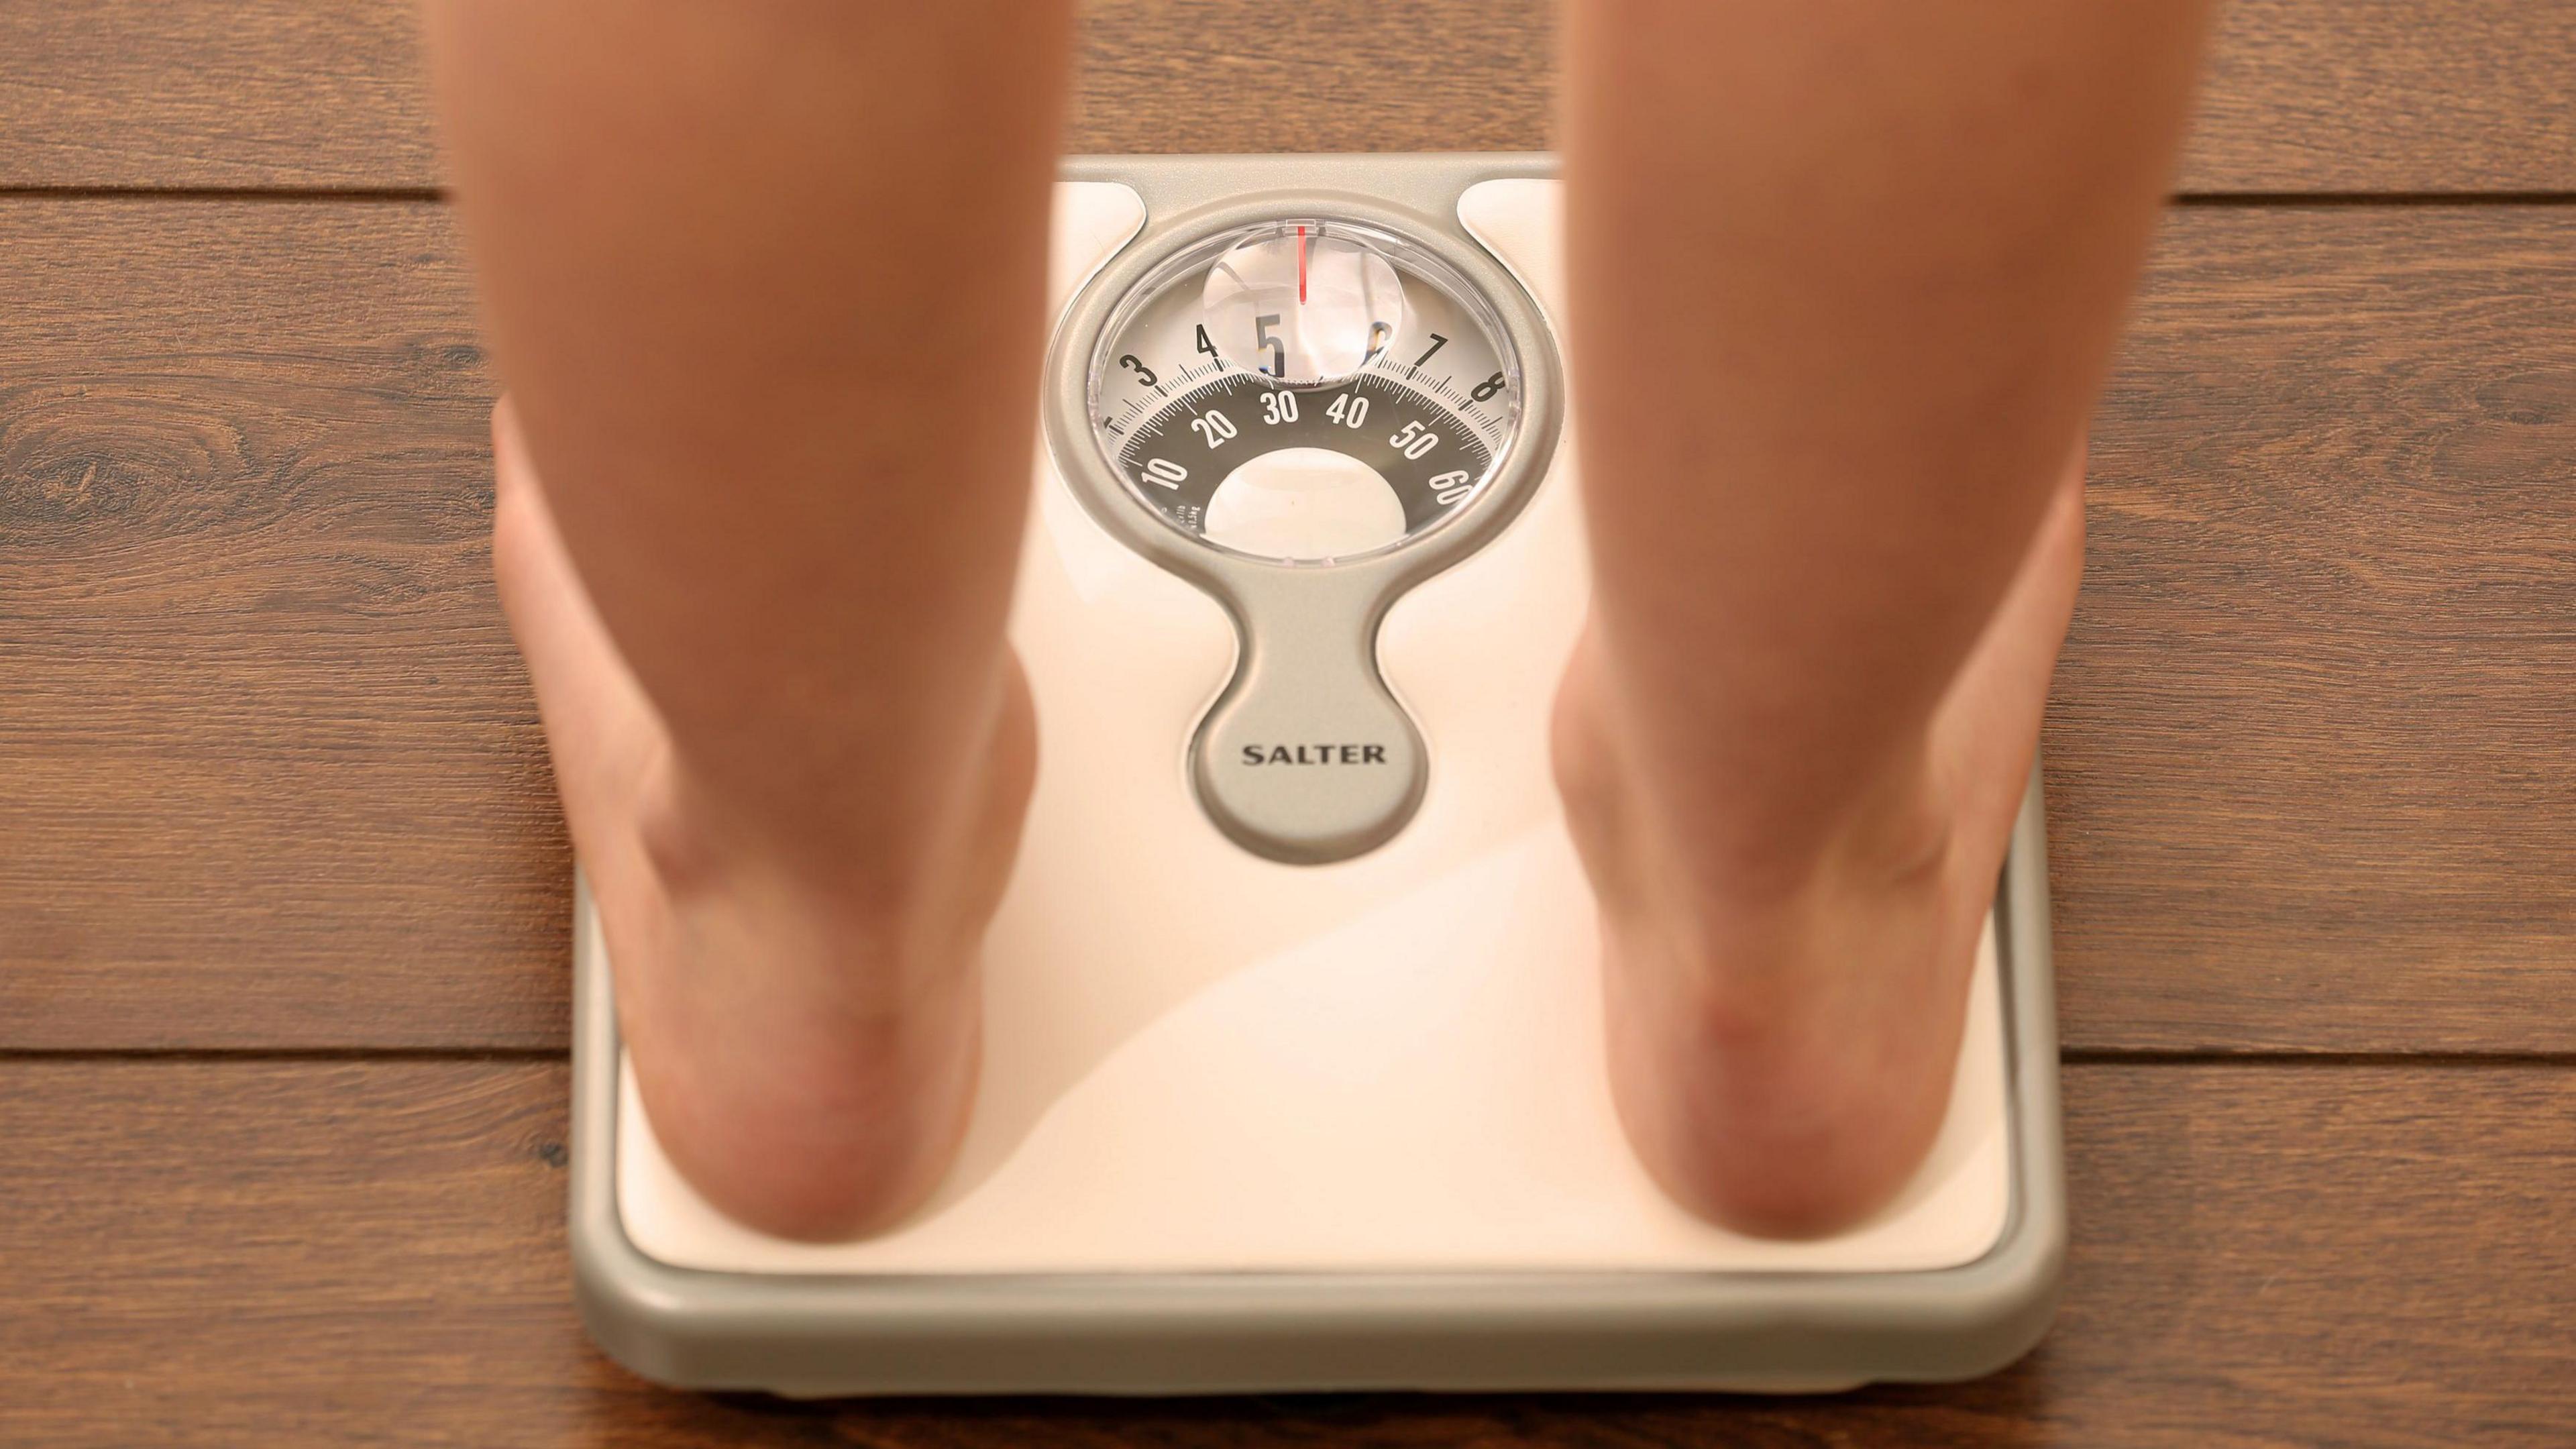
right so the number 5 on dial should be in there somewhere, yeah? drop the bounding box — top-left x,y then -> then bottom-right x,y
1253,314 -> 1287,378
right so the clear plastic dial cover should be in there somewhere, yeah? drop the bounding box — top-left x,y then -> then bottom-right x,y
1087,219 -> 1525,566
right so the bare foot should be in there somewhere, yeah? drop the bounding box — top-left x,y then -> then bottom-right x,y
488,400 -> 1034,1240
1555,458 -> 2084,1237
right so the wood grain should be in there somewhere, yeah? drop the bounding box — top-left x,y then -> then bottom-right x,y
1,1060 -> 2567,1446
3,0 -> 2573,193
5,203 -> 2571,1052
0,202 -> 567,1049
2197,0 -> 2576,193
2056,205 -> 2576,1052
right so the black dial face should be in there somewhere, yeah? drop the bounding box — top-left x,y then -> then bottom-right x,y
1114,372 -> 1498,545
1087,218 -> 1523,566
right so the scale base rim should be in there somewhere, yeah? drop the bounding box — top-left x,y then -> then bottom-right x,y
564,151 -> 2065,1398
566,759 -> 2063,1398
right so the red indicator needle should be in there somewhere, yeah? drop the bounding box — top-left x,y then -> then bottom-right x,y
1297,225 -> 1308,304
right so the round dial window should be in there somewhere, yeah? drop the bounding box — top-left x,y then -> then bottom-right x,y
1087,218 -> 1525,566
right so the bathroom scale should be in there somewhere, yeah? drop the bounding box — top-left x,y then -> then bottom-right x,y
568,153 -> 2065,1397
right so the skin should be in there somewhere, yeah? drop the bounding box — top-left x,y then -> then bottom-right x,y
1560,0 -> 2209,1232
425,0 -> 1069,1238
425,0 -> 2208,1240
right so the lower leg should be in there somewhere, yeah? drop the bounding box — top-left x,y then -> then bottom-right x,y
1559,0 -> 2208,1233
425,1 -> 1072,1237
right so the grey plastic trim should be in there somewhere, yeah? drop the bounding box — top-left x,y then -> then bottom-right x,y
1043,160 -> 1564,864
568,154 -> 2065,1398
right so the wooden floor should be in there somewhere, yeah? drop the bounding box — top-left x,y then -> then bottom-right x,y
4,2 -> 2573,1444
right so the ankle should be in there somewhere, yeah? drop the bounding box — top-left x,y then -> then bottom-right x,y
633,658 -> 1034,983
1556,632 -> 1956,919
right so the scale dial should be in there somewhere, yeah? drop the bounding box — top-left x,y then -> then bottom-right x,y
1087,219 -> 1524,566
1202,225 -> 1405,385
1053,205 -> 1554,865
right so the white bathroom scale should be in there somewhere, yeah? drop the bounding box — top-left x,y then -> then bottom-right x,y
567,154 -> 2065,1397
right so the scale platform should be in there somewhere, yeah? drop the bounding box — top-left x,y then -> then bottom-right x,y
568,154 -> 2064,1397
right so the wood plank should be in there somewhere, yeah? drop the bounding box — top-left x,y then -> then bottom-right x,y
3,205 -> 2571,1052
2195,0 -> 2576,193
2057,206 -> 2576,1051
3,1 -> 2573,193
0,202 -> 567,1049
1,1060 -> 2568,1445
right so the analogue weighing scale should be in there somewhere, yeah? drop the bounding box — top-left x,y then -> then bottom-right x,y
568,154 -> 2065,1396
